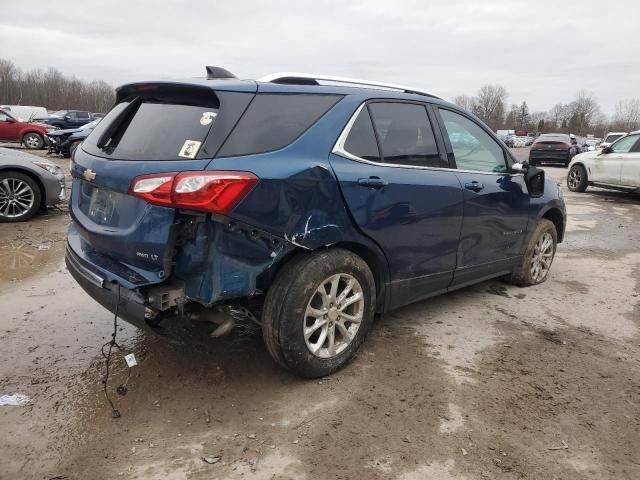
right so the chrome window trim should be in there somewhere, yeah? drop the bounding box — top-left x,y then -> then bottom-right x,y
332,103 -> 516,177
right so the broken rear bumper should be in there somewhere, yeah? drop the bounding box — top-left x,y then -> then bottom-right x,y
65,242 -> 150,331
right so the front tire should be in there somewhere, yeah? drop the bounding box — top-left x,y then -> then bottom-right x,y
0,171 -> 42,222
509,219 -> 557,286
567,164 -> 588,192
262,248 -> 376,378
22,132 -> 43,150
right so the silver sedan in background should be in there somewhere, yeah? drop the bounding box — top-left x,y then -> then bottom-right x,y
0,147 -> 65,222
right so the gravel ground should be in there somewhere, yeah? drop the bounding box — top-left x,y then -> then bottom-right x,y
0,146 -> 638,479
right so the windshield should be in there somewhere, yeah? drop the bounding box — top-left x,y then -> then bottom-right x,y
51,110 -> 68,117
605,134 -> 624,143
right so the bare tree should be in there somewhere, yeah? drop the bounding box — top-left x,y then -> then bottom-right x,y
611,99 -> 640,132
0,58 -> 115,112
472,84 -> 507,130
453,94 -> 476,113
567,90 -> 600,135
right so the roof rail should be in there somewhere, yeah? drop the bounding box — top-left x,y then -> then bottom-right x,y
257,72 -> 440,99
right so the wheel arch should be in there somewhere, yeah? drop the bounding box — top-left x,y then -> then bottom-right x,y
0,167 -> 46,208
261,241 -> 390,313
540,207 -> 565,243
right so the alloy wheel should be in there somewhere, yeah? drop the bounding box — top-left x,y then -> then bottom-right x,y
24,134 -> 41,149
568,168 -> 581,189
303,273 -> 365,358
0,178 -> 35,219
530,232 -> 554,282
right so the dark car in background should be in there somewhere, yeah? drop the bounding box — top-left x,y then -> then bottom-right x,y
47,119 -> 100,157
37,110 -> 96,130
529,133 -> 576,166
66,70 -> 565,377
0,147 -> 65,221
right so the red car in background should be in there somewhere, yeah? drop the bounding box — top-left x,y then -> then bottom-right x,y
0,108 -> 51,149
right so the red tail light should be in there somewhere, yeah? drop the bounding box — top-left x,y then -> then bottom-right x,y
129,171 -> 258,214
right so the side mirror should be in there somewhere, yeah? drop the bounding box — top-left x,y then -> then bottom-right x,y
64,115 -> 71,120
525,166 -> 545,197
600,146 -> 611,154
4,117 -> 15,123
510,161 -> 528,173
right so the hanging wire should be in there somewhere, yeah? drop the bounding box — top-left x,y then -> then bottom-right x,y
100,284 -> 132,418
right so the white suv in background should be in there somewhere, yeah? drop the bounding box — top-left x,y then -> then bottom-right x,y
599,132 -> 627,149
567,131 -> 640,193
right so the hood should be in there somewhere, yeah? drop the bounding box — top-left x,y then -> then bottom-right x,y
68,128 -> 94,141
48,126 -> 83,136
572,150 -> 600,163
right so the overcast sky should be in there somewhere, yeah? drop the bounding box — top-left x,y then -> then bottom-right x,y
1,0 -> 637,114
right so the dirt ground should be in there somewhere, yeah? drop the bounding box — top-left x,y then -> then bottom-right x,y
0,146 -> 639,480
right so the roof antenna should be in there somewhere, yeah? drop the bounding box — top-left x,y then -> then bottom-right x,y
205,66 -> 237,80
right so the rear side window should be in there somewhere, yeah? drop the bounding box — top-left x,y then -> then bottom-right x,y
218,94 -> 342,157
368,102 -> 440,167
84,99 -> 220,161
439,109 -> 507,173
343,107 -> 380,162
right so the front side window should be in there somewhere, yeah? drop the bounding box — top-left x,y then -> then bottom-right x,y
610,134 -> 639,153
368,102 -> 440,167
342,107 -> 380,162
439,109 -> 507,173
0,112 -> 10,122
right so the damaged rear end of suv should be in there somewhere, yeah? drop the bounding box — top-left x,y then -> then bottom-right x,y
66,74 -> 370,376
68,70 -> 566,378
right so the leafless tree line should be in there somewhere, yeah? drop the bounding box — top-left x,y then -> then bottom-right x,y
0,58 -> 115,113
454,85 -> 640,137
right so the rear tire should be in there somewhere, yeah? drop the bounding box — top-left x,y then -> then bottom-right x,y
0,171 -> 42,222
262,248 -> 376,378
22,132 -> 43,150
509,219 -> 557,286
567,164 -> 588,192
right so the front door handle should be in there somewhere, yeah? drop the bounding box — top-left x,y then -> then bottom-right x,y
464,181 -> 485,192
358,176 -> 388,188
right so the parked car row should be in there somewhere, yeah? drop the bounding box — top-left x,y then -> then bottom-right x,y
0,106 -> 102,151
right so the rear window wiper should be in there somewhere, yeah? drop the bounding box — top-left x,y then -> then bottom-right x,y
97,96 -> 142,151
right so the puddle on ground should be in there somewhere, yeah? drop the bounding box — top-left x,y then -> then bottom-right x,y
0,239 -> 64,286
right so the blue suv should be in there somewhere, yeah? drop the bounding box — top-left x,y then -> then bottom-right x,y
66,69 -> 566,377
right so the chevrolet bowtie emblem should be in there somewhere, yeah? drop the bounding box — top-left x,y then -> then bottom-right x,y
83,169 -> 96,181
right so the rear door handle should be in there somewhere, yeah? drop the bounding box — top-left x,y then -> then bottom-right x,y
464,181 -> 484,192
358,177 -> 388,188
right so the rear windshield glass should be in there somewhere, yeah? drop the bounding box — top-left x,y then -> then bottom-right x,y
535,135 -> 569,143
83,99 -> 220,161
217,93 -> 342,157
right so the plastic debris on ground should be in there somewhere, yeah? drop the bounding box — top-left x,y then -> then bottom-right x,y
0,393 -> 32,406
